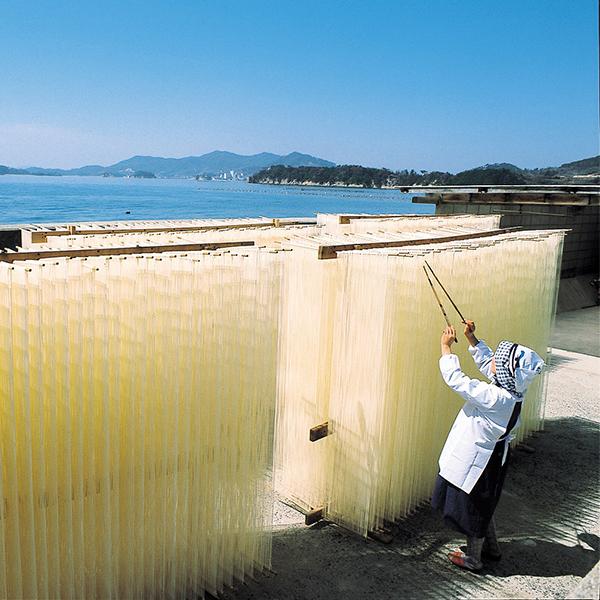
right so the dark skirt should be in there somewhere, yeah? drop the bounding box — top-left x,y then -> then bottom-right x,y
431,441 -> 510,538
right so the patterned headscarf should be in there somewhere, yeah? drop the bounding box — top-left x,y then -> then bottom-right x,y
493,340 -> 520,396
493,340 -> 545,397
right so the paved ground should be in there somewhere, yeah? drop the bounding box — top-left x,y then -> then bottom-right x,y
552,306 -> 600,357
222,308 -> 600,600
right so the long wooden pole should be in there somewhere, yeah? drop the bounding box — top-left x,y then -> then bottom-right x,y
424,260 -> 467,325
423,266 -> 458,343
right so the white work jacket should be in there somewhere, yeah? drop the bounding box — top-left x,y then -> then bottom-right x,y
438,340 -> 522,494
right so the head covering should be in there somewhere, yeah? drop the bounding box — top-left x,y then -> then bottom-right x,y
493,340 -> 545,397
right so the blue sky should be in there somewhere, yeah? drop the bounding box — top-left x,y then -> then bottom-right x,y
0,0 -> 597,171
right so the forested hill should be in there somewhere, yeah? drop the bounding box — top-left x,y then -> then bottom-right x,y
249,156 -> 600,187
250,165 -> 526,187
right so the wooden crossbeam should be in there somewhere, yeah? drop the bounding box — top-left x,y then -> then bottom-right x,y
29,222 -> 278,243
0,241 -> 255,262
317,227 -> 523,260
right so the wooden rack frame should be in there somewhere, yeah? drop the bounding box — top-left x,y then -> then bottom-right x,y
317,227 -> 523,260
27,219 -> 313,243
0,241 -> 255,262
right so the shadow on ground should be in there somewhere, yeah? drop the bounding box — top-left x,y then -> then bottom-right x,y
222,417 -> 599,600
546,352 -> 579,370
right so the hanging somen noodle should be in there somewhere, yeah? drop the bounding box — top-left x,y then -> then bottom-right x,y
272,216 -> 507,511
0,249 -> 280,599
269,224 -> 564,537
0,214 -> 565,597
325,231 -> 564,535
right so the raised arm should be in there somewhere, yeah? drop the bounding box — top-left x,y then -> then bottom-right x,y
464,320 -> 479,347
440,325 -> 500,410
463,320 -> 495,379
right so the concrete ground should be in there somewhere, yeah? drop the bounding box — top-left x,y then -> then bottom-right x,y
221,306 -> 600,600
551,306 -> 600,358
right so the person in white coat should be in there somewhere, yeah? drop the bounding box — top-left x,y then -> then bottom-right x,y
431,320 -> 545,571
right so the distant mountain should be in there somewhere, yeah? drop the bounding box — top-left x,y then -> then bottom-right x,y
0,165 -> 30,175
4,151 -> 335,179
99,150 -> 334,178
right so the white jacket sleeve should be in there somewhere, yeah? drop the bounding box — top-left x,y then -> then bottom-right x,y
468,340 -> 495,380
439,354 -> 500,410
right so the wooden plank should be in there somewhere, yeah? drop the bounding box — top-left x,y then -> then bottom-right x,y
317,227 -> 523,260
305,507 -> 324,526
309,422 -> 330,442
367,528 -> 395,544
0,241 -> 255,262
31,219 -> 316,242
29,222 -> 277,243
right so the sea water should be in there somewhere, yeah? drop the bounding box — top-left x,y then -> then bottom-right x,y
0,175 -> 433,224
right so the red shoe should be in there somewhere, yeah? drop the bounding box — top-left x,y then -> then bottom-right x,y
448,550 -> 483,572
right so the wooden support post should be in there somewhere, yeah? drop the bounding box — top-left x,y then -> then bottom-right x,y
309,422 -> 330,442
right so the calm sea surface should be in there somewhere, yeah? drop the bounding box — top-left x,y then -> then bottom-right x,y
0,175 -> 433,224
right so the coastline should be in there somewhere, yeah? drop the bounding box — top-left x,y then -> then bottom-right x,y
249,179 -> 417,190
